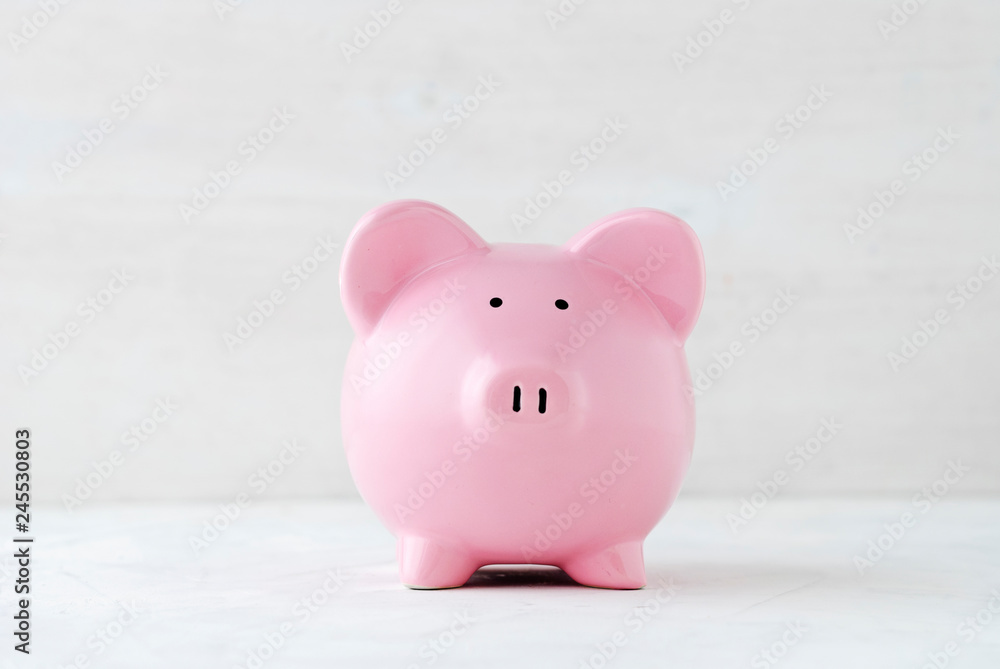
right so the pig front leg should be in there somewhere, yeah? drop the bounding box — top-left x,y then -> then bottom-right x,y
560,540 -> 646,589
398,535 -> 480,589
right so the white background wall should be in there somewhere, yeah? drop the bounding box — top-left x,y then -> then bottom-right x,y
1,0 -> 998,505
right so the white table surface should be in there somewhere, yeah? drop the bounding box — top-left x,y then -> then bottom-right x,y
8,497 -> 999,669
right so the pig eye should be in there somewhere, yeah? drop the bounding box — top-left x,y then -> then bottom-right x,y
555,299 -> 569,310
490,297 -> 503,308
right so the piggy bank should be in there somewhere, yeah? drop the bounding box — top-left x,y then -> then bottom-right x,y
340,200 -> 704,589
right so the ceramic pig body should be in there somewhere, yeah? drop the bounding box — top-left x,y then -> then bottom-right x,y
340,201 -> 704,589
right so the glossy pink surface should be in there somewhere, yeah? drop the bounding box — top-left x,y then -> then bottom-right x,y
340,200 -> 705,589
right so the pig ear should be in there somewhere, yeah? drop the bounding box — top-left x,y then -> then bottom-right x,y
340,200 -> 488,337
566,208 -> 705,343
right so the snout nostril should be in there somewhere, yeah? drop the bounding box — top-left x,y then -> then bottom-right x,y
495,374 -> 563,419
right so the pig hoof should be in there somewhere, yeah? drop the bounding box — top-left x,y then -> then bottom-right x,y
398,536 -> 479,589
561,541 -> 646,589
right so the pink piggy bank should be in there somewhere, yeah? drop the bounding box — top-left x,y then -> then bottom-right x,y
340,200 -> 705,589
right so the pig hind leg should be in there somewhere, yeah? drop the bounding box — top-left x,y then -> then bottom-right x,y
398,535 -> 479,589
560,540 -> 646,589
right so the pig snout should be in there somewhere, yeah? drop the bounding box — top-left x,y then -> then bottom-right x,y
487,368 -> 569,422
